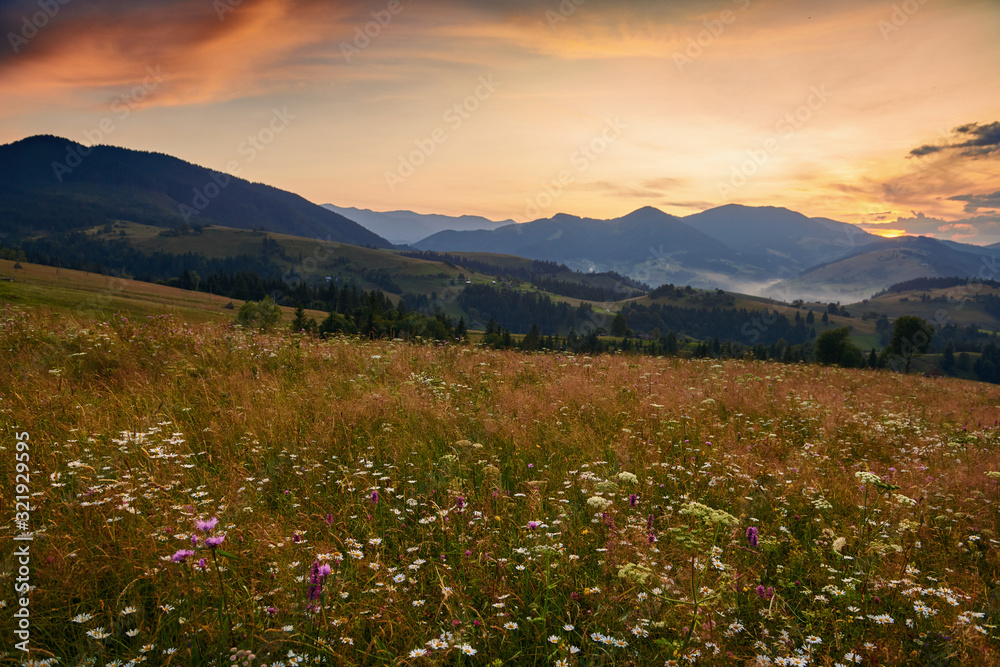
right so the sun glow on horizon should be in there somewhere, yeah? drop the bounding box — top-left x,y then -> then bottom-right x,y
864,228 -> 911,239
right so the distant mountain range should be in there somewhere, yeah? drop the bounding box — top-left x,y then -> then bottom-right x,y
770,235 -> 999,302
402,202 -> 997,301
0,135 -> 390,247
321,205 -> 510,245
407,204 -> 877,297
411,206 -> 753,284
3,134 -> 996,303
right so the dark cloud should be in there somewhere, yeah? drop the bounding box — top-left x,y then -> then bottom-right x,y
909,121 -> 1000,159
888,211 -> 1000,244
949,190 -> 1000,214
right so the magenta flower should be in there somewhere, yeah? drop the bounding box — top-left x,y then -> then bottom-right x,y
197,558 -> 207,571
628,493 -> 639,507
746,526 -> 759,548
195,517 -> 219,532
308,560 -> 332,601
204,534 -> 226,548
171,549 -> 195,563
371,490 -> 379,505
455,496 -> 465,510
527,521 -> 540,529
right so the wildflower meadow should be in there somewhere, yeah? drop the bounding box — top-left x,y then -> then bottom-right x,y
4,307 -> 1000,665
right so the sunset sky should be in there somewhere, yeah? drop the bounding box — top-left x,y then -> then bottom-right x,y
2,0 -> 999,242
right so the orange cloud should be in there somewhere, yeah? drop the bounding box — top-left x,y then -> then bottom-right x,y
0,0 -> 359,113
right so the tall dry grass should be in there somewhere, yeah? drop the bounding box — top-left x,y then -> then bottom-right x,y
3,306 -> 1000,665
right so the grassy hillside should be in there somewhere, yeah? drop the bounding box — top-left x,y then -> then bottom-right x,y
0,258 -> 236,322
3,298 -> 1000,664
0,259 -> 328,324
81,221 -> 469,296
852,284 -> 1000,330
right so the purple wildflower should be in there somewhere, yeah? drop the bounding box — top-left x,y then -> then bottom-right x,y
746,526 -> 759,548
197,558 -> 207,571
308,560 -> 331,601
455,496 -> 465,510
371,490 -> 379,505
527,521 -> 540,529
204,534 -> 226,549
629,493 -> 639,507
195,517 -> 219,532
171,549 -> 195,563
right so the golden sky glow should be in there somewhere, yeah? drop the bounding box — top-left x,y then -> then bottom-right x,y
2,0 -> 999,242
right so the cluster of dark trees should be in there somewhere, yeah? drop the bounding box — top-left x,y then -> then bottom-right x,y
280,293 -> 463,341
973,344 -> 1000,383
458,284 -> 587,334
203,275 -> 463,341
478,319 -> 682,356
620,301 -> 811,346
814,315 -> 1000,384
460,284 -> 813,347
19,232 -> 284,283
529,276 -> 642,302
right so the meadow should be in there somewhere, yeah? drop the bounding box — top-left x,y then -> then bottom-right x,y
4,305 -> 1000,666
